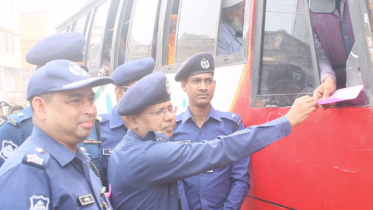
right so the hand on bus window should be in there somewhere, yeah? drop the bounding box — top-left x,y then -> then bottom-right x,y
103,66 -> 110,76
312,78 -> 336,108
284,96 -> 317,127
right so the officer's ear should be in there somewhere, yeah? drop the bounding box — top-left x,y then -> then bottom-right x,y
31,96 -> 50,120
115,86 -> 125,102
181,80 -> 187,93
126,115 -> 139,130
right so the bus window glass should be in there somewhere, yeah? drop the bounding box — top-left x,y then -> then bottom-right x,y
217,0 -> 247,56
163,0 -> 180,66
126,0 -> 161,62
175,0 -> 221,63
72,15 -> 88,34
86,1 -> 110,77
259,0 -> 316,95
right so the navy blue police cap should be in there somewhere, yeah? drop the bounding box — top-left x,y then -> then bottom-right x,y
26,32 -> 86,66
174,52 -> 215,82
112,57 -> 155,86
27,60 -> 113,100
117,72 -> 171,116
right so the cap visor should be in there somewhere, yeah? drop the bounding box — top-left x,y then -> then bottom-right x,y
60,77 -> 113,90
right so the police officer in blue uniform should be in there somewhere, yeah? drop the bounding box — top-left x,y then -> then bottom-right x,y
0,32 -> 93,168
173,53 -> 251,210
108,71 -> 317,210
99,57 -> 154,188
0,60 -> 113,209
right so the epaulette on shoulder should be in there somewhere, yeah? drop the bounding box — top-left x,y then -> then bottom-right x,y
152,131 -> 169,142
219,111 -> 242,125
22,147 -> 50,170
7,107 -> 32,126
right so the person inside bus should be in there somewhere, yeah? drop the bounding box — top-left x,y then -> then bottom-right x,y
312,0 -> 354,101
99,21 -> 129,77
168,14 -> 178,65
217,0 -> 245,56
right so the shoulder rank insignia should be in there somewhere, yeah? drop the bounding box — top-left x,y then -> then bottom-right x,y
26,154 -> 44,165
30,195 -> 50,210
35,147 -> 45,154
155,137 -> 168,142
0,140 -> 18,160
18,112 -> 24,117
22,149 -> 49,169
7,117 -> 17,126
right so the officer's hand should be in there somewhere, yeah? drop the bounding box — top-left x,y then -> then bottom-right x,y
285,96 -> 317,127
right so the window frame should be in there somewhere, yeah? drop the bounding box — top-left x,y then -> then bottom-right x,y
84,0 -> 111,73
71,13 -> 91,36
156,0 -> 252,73
250,0 -> 320,108
110,0 -> 134,71
347,0 -> 373,106
124,0 -> 162,63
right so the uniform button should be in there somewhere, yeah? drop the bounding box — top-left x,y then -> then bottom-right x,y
344,36 -> 347,39
200,173 -> 203,176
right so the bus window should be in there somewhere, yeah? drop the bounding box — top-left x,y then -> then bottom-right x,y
215,0 -> 251,66
310,0 -> 370,106
251,0 -> 318,107
71,14 -> 88,35
126,0 -> 161,62
174,0 -> 221,63
110,0 -> 134,70
86,1 -> 110,77
164,0 -> 180,66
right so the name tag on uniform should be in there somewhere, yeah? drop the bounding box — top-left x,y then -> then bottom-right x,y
206,170 -> 214,173
102,149 -> 113,156
78,194 -> 94,206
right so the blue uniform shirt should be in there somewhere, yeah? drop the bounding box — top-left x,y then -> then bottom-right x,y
0,107 -> 33,167
0,127 -> 112,209
173,107 -> 250,210
77,118 -> 102,180
99,106 -> 128,188
109,117 -> 291,210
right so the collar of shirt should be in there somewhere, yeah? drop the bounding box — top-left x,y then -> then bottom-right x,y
181,106 -> 222,124
30,127 -> 91,167
110,106 -> 126,129
332,1 -> 346,19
